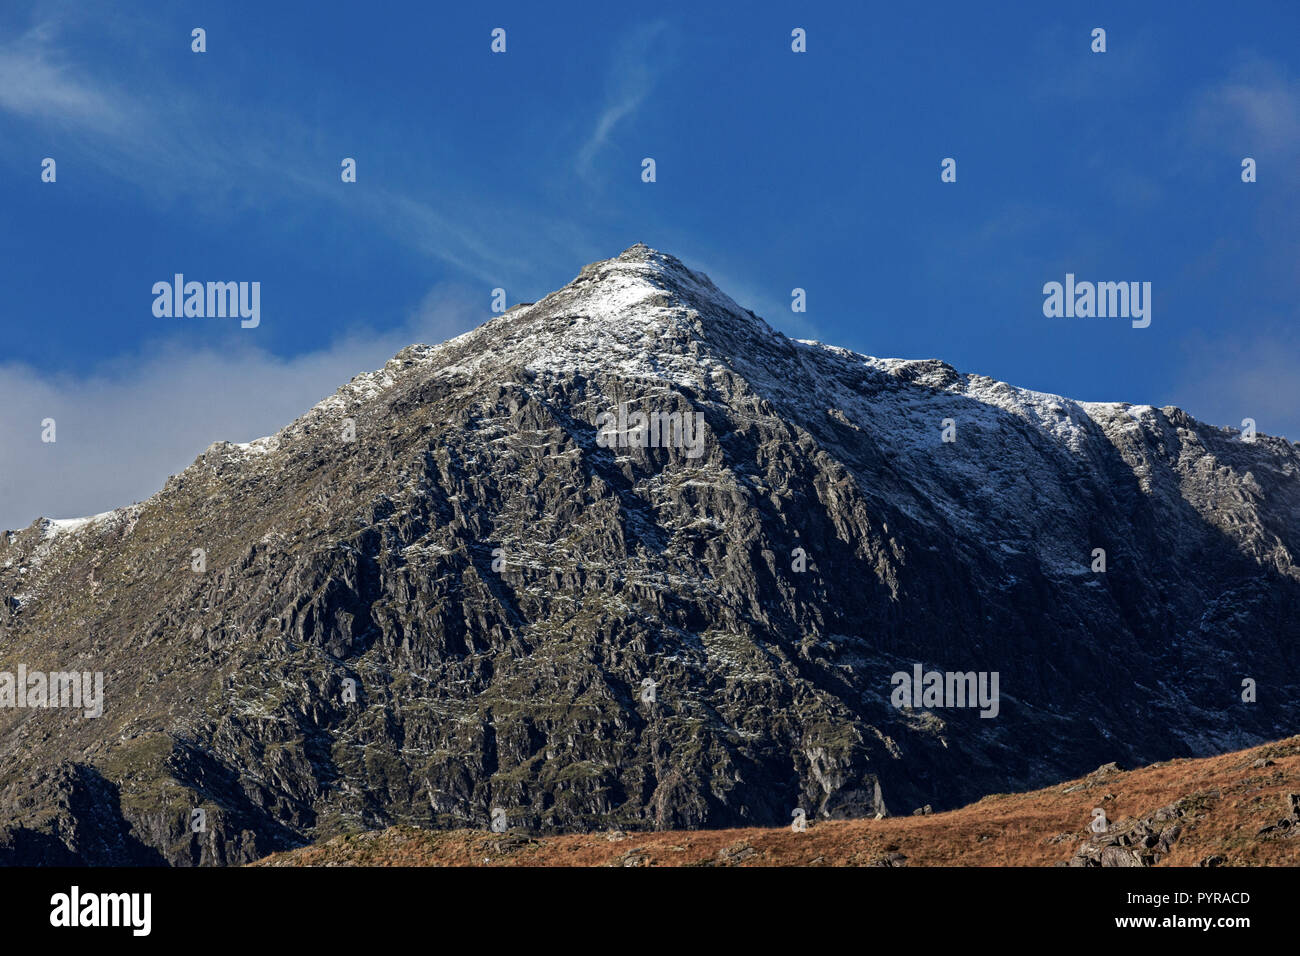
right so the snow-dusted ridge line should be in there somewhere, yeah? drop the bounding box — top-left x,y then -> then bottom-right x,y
10,244 -> 1282,540
42,513 -> 112,538
234,244 -> 1253,461
36,504 -> 142,539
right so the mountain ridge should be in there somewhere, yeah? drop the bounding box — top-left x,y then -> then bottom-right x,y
2,245 -> 1297,865
16,242 -> 1291,536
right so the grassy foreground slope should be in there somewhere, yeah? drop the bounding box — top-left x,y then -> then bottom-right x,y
253,736 -> 1300,867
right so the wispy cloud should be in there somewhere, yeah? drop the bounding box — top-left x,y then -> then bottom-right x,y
0,24 -> 130,131
1189,56 -> 1300,158
1027,24 -> 1158,103
1170,327 -> 1300,441
575,21 -> 672,178
0,14 -> 565,287
0,14 -> 239,190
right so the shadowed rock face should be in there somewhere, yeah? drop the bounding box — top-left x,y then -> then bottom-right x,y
2,244 -> 1298,865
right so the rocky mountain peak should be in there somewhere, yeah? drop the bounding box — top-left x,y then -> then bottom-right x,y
1,248 -> 1298,866
416,244 -> 778,387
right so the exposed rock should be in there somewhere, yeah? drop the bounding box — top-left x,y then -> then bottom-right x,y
486,834 -> 536,854
1068,796 -> 1205,866
1254,793 -> 1300,838
716,841 -> 757,864
3,245 -> 1300,865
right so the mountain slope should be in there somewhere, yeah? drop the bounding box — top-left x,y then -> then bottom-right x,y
252,735 -> 1300,867
2,244 -> 1298,865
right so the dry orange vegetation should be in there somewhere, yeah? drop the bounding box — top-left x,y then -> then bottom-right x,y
253,737 -> 1300,867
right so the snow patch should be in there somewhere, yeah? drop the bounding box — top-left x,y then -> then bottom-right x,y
42,511 -> 117,539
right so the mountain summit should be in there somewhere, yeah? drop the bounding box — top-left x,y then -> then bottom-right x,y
2,247 -> 1298,865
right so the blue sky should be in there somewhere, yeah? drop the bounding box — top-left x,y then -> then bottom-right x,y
1,0 -> 1298,528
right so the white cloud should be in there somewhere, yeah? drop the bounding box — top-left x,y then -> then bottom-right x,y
0,291 -> 479,532
1190,56 -> 1300,158
0,36 -> 125,130
575,21 -> 671,178
0,16 -> 571,287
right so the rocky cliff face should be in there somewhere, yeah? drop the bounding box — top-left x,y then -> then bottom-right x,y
2,245 -> 1297,865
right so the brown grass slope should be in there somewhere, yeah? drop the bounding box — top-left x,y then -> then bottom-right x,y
253,736 -> 1300,867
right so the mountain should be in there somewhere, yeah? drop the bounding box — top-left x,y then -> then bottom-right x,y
2,244 -> 1298,866
252,736 -> 1300,867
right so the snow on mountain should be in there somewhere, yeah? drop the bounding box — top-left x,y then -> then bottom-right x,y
1,244 -> 1297,865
